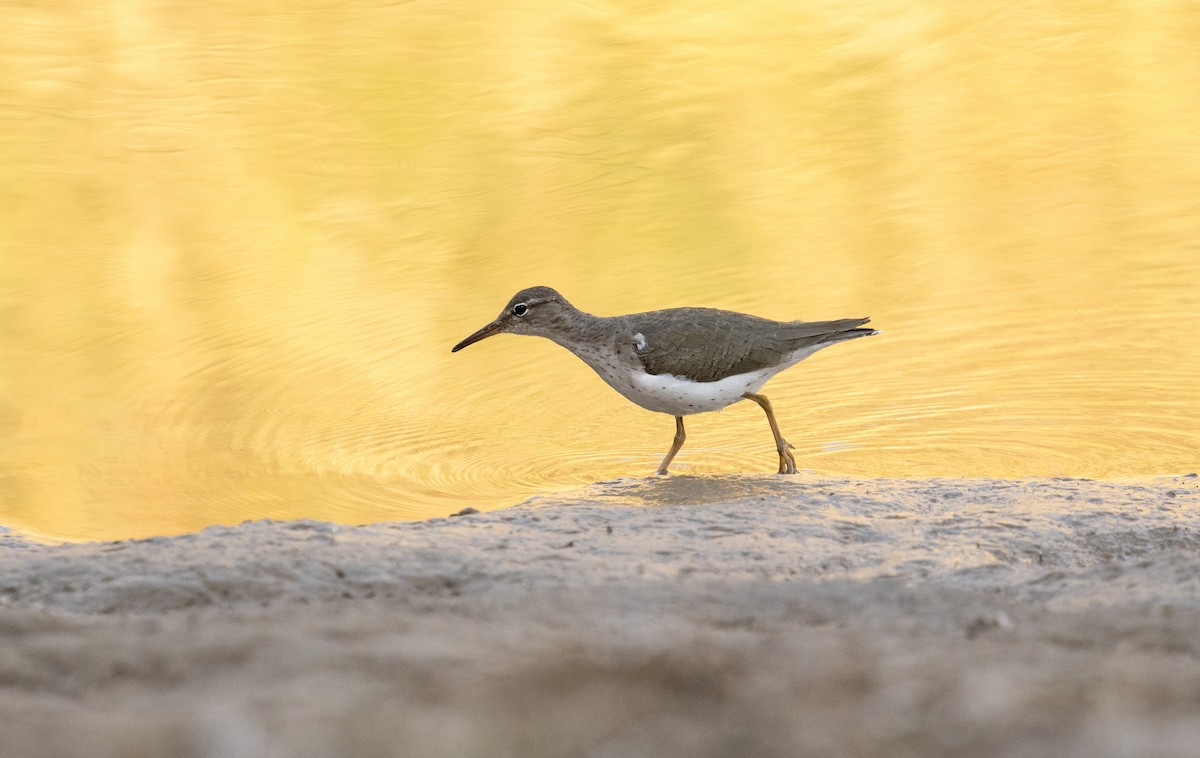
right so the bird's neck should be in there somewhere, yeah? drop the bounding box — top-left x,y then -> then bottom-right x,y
545,309 -> 616,354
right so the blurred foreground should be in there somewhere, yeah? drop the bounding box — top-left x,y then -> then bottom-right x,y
3,475 -> 1199,757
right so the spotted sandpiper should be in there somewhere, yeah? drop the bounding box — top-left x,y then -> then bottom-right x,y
452,286 -> 877,475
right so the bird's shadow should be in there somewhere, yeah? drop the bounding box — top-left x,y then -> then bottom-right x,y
555,474 -> 811,508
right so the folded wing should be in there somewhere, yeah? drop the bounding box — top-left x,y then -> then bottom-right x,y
630,308 -> 872,383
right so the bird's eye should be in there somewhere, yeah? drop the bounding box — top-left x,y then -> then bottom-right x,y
513,303 -> 529,317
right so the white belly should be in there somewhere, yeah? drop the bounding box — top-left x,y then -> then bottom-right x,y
619,367 -> 777,414
572,342 -> 830,416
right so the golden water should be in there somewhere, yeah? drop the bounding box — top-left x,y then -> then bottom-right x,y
2,0 -> 1198,541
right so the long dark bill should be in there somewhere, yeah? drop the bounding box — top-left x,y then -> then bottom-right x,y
451,319 -> 505,352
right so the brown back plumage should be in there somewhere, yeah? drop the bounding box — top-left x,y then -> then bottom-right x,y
626,308 -> 872,382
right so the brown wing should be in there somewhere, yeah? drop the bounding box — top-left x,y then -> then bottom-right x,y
627,308 -> 871,383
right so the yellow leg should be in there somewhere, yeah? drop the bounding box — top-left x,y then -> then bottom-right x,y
656,416 -> 686,475
743,393 -> 797,474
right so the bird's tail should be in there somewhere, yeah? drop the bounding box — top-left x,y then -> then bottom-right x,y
809,317 -> 878,344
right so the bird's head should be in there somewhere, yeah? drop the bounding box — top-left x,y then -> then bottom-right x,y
451,286 -> 575,352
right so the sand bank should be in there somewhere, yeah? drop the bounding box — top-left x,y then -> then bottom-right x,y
2,475 -> 1199,757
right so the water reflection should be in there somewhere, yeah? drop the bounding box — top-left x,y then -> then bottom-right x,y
1,0 -> 1198,540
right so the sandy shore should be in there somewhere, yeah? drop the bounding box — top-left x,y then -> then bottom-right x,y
2,475 -> 1199,758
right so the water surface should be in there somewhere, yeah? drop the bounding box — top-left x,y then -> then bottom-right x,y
2,0 -> 1198,540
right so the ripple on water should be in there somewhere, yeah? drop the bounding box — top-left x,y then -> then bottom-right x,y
4,0 -> 1200,541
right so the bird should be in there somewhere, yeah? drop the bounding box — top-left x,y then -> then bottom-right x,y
451,286 -> 877,475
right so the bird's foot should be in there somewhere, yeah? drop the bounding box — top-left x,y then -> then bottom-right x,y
656,466 -> 670,476
777,442 -> 797,475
